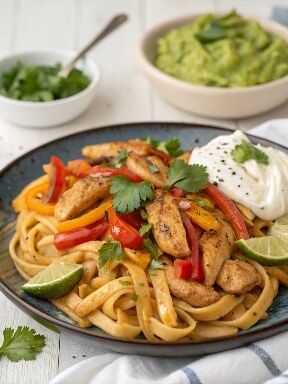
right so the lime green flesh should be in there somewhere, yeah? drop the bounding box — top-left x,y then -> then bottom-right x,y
22,263 -> 83,298
268,213 -> 288,243
236,236 -> 288,266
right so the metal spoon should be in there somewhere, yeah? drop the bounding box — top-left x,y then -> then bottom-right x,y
58,14 -> 128,78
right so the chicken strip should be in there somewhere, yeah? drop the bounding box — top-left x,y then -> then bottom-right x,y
146,189 -> 190,258
165,265 -> 220,307
82,139 -> 152,163
126,153 -> 168,188
54,175 -> 111,221
199,209 -> 234,287
216,259 -> 261,294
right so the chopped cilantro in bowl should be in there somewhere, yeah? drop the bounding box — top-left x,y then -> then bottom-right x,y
0,49 -> 100,127
0,61 -> 91,102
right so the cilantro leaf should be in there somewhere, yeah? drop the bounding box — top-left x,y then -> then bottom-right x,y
0,326 -> 45,362
146,137 -> 184,157
148,259 -> 164,275
98,240 -> 125,268
139,223 -> 152,236
231,140 -> 269,165
108,150 -> 129,168
167,159 -> 208,193
119,280 -> 132,286
143,238 -> 159,260
131,293 -> 138,302
0,61 -> 90,101
148,163 -> 159,173
110,175 -> 154,214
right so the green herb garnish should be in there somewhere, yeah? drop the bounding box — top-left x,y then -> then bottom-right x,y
148,163 -> 159,173
110,175 -> 154,214
166,159 -> 208,192
108,150 -> 129,168
98,240 -> 125,268
119,280 -> 132,286
231,140 -> 269,165
0,326 -> 45,362
139,223 -> 152,236
147,137 -> 184,157
0,61 -> 91,101
143,238 -> 159,260
148,260 -> 164,275
131,293 -> 138,302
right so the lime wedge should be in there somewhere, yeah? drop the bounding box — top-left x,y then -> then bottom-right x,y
22,263 -> 83,298
268,213 -> 288,243
236,236 -> 288,266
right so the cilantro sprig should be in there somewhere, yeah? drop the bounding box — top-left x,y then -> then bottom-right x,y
146,137 -> 184,157
166,159 -> 208,192
107,150 -> 129,168
98,240 -> 125,268
110,175 -> 154,214
0,326 -> 45,362
231,140 -> 269,165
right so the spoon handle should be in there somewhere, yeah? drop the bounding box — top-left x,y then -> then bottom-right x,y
58,14 -> 128,78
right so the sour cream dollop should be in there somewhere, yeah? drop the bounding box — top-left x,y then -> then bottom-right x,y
189,130 -> 288,221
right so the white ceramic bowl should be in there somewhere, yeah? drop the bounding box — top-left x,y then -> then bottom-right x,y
137,14 -> 288,119
0,49 -> 100,128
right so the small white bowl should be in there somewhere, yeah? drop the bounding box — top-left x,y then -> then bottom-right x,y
137,14 -> 288,119
0,49 -> 100,128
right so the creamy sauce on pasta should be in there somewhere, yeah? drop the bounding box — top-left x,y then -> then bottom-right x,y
189,130 -> 288,221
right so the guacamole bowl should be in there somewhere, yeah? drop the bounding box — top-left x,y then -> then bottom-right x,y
0,49 -> 100,128
137,13 -> 288,119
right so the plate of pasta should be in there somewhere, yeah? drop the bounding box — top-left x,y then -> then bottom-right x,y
1,122 -> 288,357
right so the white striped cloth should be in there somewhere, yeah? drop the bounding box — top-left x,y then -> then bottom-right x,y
49,119 -> 288,384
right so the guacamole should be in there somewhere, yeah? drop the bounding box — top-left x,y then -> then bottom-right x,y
155,11 -> 288,87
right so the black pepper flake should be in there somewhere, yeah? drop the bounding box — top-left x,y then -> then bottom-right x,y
213,182 -> 218,186
238,185 -> 241,187
232,172 -> 236,175
219,178 -> 224,182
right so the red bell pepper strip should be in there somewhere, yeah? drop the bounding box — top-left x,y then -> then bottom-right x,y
204,182 -> 249,240
107,208 -> 144,250
121,210 -> 143,230
174,259 -> 193,279
54,217 -> 108,251
44,156 -> 66,203
169,186 -> 184,198
82,165 -> 142,182
180,211 -> 204,281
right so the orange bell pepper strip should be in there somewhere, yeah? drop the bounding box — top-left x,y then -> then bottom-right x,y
57,200 -> 112,232
12,174 -> 49,212
24,182 -> 55,215
177,199 -> 220,233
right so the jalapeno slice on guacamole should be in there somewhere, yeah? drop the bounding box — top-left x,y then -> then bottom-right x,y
155,10 -> 288,87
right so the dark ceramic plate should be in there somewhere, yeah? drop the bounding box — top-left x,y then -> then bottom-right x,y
1,122 -> 288,357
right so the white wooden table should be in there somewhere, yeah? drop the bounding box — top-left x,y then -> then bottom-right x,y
1,1 -> 288,383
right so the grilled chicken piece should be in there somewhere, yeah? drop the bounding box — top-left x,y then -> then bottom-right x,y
216,259 -> 261,294
146,189 -> 190,258
126,153 -> 168,188
165,265 -> 220,307
199,209 -> 234,287
81,140 -> 152,163
54,175 -> 110,221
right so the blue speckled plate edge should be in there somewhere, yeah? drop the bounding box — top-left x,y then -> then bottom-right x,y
1,121 -> 288,357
